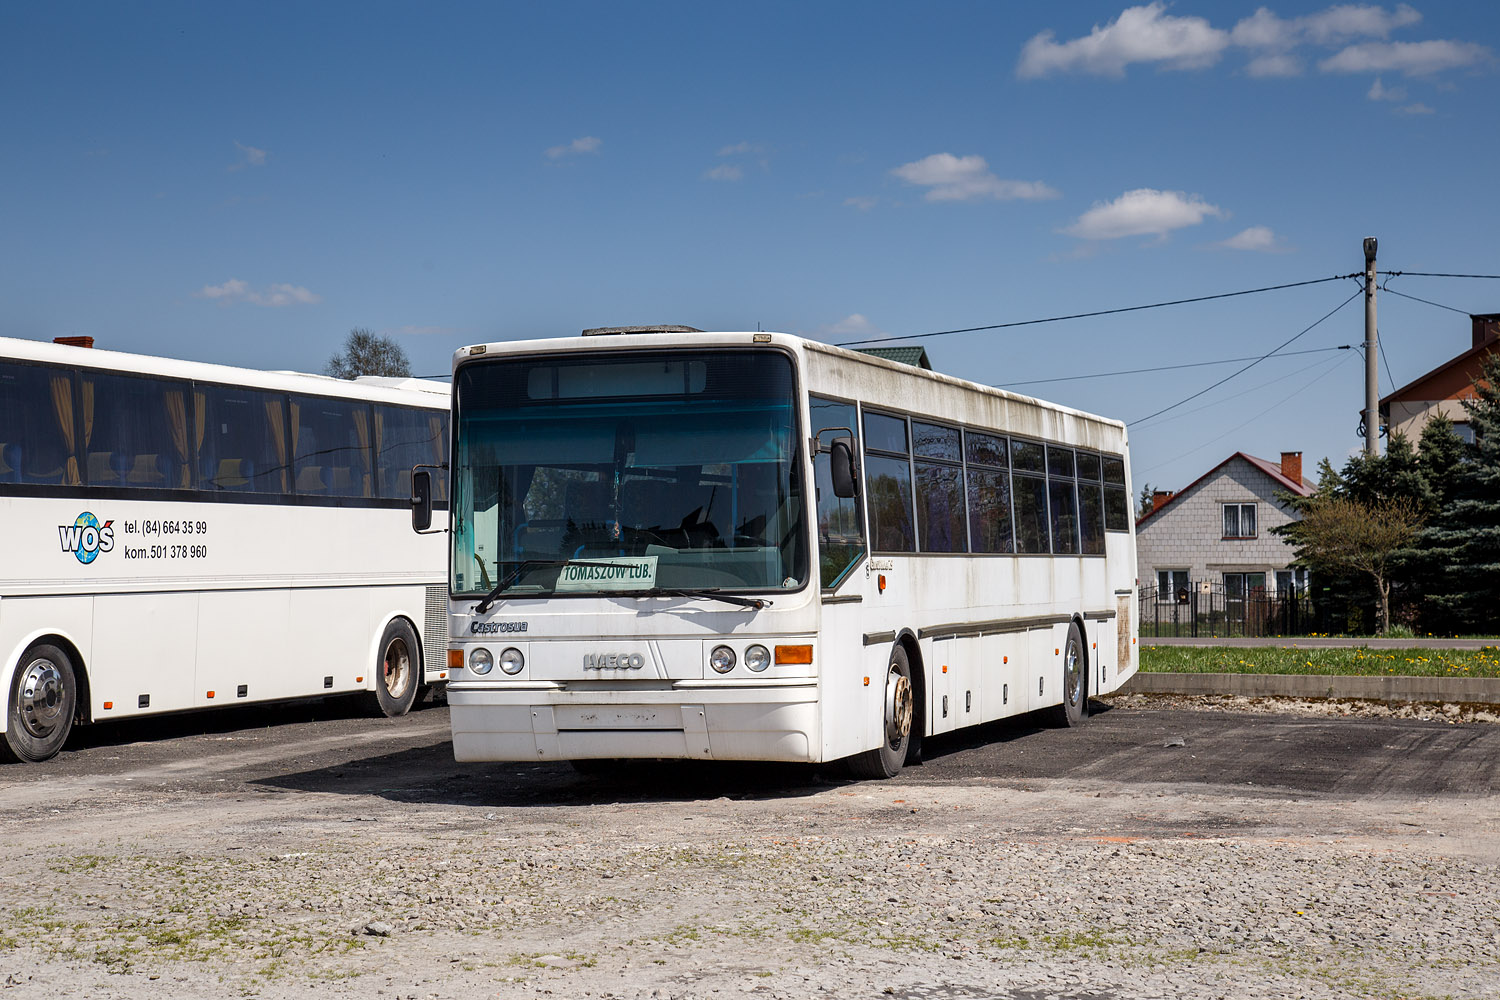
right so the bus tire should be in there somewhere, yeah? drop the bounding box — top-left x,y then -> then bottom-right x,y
1046,621 -> 1089,728
372,620 -> 420,718
3,643 -> 78,764
847,644 -> 914,780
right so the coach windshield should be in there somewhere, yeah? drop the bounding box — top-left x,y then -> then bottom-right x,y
451,350 -> 807,599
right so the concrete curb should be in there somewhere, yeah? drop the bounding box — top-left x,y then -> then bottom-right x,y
1121,672 -> 1500,706
1142,637 -> 1500,649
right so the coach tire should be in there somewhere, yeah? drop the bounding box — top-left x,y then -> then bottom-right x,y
847,644 -> 914,780
373,620 -> 420,718
1046,621 -> 1089,728
3,643 -> 78,764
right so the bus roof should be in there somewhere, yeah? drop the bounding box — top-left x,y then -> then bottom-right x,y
451,330 -> 1126,435
0,335 -> 448,406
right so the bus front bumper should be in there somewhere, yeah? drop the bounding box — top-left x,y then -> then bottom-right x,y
445,681 -> 820,763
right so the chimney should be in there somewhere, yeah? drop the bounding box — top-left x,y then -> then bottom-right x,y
1280,451 -> 1303,485
1473,314 -> 1500,350
1150,490 -> 1173,513
53,336 -> 94,349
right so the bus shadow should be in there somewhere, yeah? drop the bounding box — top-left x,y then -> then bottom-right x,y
915,699 -> 1113,764
63,694 -> 444,754
254,749 -> 837,807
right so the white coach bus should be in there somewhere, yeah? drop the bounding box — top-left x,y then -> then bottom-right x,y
1,336 -> 450,763
414,329 -> 1137,778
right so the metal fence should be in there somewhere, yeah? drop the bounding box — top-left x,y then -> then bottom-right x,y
1139,584 -> 1315,639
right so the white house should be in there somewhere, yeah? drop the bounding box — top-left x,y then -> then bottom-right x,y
1136,451 -> 1313,604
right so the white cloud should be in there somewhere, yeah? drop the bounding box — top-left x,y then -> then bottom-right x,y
844,196 -> 878,212
1017,3 -> 1229,78
703,164 -> 743,182
1216,226 -> 1284,252
1063,188 -> 1224,241
1397,101 -> 1436,114
891,153 -> 1059,202
229,141 -> 267,171
195,279 -> 321,307
545,136 -> 602,159
1022,4 -> 1486,84
717,141 -> 763,156
810,313 -> 888,342
1245,53 -> 1303,77
1367,76 -> 1407,100
1319,39 -> 1492,75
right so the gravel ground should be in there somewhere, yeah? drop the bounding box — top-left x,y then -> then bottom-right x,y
0,696 -> 1496,1000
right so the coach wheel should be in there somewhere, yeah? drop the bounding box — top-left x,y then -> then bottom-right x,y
1047,621 -> 1089,728
847,644 -> 914,780
373,620 -> 420,718
3,644 -> 78,764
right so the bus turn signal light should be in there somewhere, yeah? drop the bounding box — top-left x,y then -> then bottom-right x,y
774,644 -> 813,665
448,648 -> 464,669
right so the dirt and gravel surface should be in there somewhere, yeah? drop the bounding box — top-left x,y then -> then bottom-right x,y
1,694 -> 1497,1000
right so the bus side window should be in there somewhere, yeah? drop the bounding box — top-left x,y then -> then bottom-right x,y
79,370 -> 194,489
811,396 -> 865,588
376,404 -> 448,502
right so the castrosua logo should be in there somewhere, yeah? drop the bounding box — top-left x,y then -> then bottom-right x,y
59,512 -> 115,565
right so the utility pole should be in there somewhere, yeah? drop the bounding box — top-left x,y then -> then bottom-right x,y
1363,236 -> 1380,456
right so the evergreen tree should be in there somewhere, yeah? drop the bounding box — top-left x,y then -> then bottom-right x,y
1423,354 -> 1500,633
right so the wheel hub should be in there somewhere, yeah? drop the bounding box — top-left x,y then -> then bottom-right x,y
18,659 -> 65,737
885,670 -> 912,747
383,639 -> 412,699
1064,639 -> 1081,705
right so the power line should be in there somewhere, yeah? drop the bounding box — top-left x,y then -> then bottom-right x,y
1128,286 -> 1362,426
1136,351 -> 1357,476
833,274 -> 1358,348
993,345 -> 1351,388
1380,271 -> 1500,280
1133,349 -> 1352,433
1380,286 -> 1472,315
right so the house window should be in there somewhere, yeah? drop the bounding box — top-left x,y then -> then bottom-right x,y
1157,569 -> 1190,603
1454,421 -> 1476,444
1276,568 -> 1309,595
1223,502 -> 1257,539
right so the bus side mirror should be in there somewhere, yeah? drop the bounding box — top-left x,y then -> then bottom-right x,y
830,437 -> 858,499
411,469 -> 433,532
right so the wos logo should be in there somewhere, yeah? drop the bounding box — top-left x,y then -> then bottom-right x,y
59,512 -> 115,565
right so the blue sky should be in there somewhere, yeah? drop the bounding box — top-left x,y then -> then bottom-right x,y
3,2 -> 1497,492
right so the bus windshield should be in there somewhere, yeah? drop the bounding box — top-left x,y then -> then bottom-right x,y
451,349 -> 807,598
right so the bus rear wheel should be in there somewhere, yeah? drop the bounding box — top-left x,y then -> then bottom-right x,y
847,644 -> 914,780
1046,621 -> 1089,728
371,620 -> 421,718
4,644 -> 78,763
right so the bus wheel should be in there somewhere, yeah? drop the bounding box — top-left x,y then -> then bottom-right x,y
1047,621 -> 1089,728
3,644 -> 78,763
372,620 -> 420,718
847,644 -> 914,780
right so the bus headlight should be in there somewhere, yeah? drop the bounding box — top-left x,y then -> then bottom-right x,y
744,644 -> 771,672
709,645 -> 736,673
498,647 -> 525,675
469,648 -> 494,675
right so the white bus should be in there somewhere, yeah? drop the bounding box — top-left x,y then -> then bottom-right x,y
1,336 -> 451,763
417,329 -> 1137,778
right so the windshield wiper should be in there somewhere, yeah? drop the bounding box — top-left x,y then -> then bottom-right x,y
625,587 -> 772,610
472,560 -> 623,615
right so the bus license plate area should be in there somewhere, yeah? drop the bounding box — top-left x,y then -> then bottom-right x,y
554,706 -> 675,730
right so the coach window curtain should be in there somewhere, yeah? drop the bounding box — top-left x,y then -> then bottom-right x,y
164,389 -> 190,488
266,398 -> 289,492
353,406 -> 372,497
48,373 -> 79,485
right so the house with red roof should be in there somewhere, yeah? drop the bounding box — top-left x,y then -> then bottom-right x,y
1379,313 -> 1497,445
1135,450 -> 1314,610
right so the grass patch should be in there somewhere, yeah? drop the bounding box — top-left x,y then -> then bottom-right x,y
1140,645 -> 1500,678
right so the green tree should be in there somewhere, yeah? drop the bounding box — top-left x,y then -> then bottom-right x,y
1422,354 -> 1500,633
1293,496 -> 1424,633
1136,482 -> 1156,519
325,328 -> 412,379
